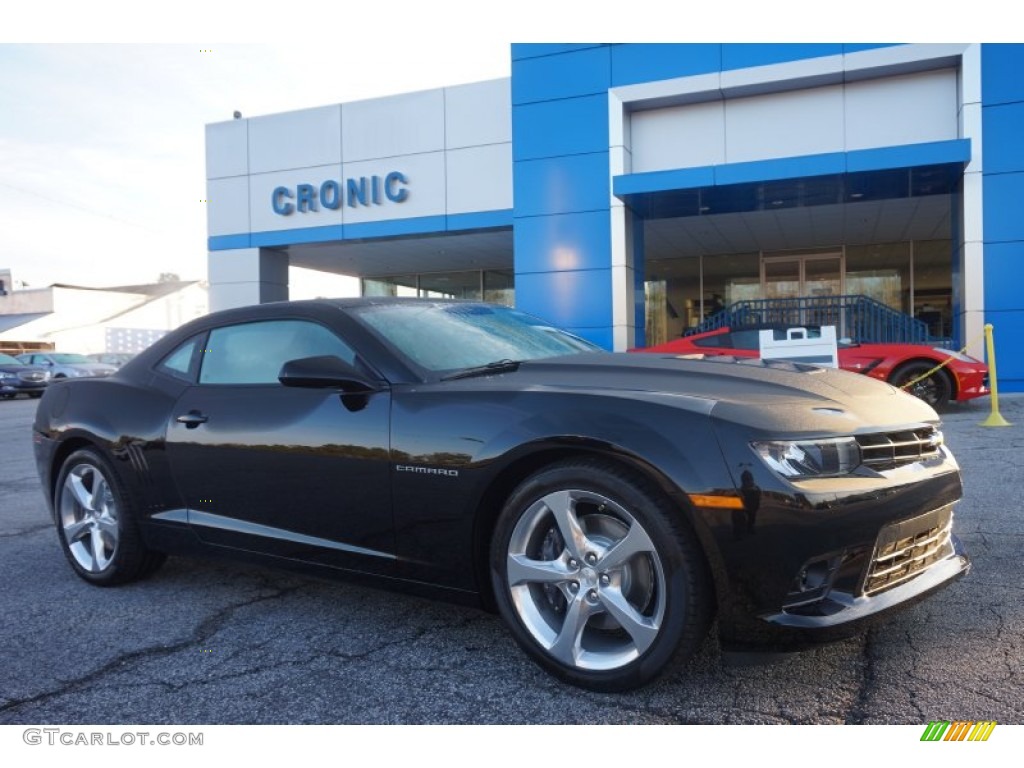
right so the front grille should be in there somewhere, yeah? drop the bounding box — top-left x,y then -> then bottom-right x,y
18,371 -> 46,382
856,426 -> 942,471
863,507 -> 954,596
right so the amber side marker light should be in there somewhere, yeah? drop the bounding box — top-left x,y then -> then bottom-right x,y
687,494 -> 745,509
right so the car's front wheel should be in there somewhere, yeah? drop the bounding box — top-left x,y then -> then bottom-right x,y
54,448 -> 166,586
490,459 -> 712,691
891,361 -> 953,411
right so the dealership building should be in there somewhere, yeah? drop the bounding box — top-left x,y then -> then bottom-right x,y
205,43 -> 1024,389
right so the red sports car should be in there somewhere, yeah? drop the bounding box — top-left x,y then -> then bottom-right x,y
636,326 -> 988,411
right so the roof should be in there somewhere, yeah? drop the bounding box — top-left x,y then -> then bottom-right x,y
0,312 -> 50,333
51,280 -> 199,297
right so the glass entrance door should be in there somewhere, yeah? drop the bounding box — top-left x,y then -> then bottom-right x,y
762,254 -> 842,299
761,253 -> 843,327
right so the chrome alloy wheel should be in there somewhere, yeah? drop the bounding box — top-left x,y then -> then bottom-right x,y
505,489 -> 666,671
59,463 -> 120,573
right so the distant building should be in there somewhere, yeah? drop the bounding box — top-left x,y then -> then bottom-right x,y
204,43 -> 1024,391
0,277 -> 208,355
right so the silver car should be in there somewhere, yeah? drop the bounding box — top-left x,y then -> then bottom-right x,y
16,352 -> 117,379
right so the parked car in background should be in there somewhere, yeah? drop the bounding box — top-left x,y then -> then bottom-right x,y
0,352 -> 50,399
636,325 -> 988,411
16,352 -> 117,379
87,352 -> 136,368
32,299 -> 970,691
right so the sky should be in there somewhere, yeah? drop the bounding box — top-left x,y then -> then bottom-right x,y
0,1 -> 1006,297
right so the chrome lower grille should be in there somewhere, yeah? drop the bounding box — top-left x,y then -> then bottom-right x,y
863,507 -> 954,596
856,427 -> 942,471
18,371 -> 47,382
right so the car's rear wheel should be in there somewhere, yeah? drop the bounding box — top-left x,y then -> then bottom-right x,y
890,361 -> 953,411
54,448 -> 166,586
490,459 -> 712,691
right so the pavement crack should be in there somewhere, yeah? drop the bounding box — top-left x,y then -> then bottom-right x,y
844,628 -> 879,724
0,584 -> 304,718
0,524 -> 52,539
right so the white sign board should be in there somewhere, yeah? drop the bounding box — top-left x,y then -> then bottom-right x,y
759,326 -> 839,368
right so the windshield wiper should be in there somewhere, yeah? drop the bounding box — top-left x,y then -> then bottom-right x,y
441,359 -> 522,381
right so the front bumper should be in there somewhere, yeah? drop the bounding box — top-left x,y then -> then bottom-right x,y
704,417 -> 969,654
1,380 -> 48,395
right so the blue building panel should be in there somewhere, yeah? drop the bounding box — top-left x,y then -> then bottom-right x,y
512,94 -> 610,161
842,44 -> 899,54
610,44 -> 721,87
512,46 -> 611,105
721,43 -> 843,71
714,153 -> 846,186
981,310 -> 1024,392
981,44 -> 1024,106
613,167 -> 716,196
983,172 -> 1024,243
511,44 -> 603,61
514,268 -> 614,331
513,210 -> 612,274
981,103 -> 1024,175
513,153 -> 610,218
981,242 -> 1024,311
446,209 -> 514,231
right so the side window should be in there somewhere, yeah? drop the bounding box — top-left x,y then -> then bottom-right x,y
158,334 -> 203,381
199,320 -> 357,385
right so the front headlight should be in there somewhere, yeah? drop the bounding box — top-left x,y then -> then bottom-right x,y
70,368 -> 91,377
0,372 -> 15,380
752,437 -> 861,478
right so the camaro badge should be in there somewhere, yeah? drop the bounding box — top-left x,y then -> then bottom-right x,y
395,465 -> 459,478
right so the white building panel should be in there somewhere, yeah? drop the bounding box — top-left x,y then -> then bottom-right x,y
446,143 -> 512,214
342,152 -> 446,225
844,69 -> 958,151
630,101 -> 726,173
445,79 -> 512,149
342,89 -> 445,162
205,120 -> 248,179
206,176 -> 250,237
248,105 -> 342,174
248,164 -> 344,234
725,84 -> 845,163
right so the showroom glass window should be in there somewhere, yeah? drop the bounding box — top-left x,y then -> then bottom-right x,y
198,320 -> 356,385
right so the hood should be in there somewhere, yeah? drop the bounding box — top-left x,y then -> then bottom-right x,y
511,352 -> 938,433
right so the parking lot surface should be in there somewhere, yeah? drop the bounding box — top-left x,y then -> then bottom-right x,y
1,393 -> 1021,724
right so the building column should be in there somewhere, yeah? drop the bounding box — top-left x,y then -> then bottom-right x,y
208,248 -> 289,312
959,44 -> 985,361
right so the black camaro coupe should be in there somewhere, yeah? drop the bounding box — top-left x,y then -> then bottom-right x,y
32,299 -> 969,691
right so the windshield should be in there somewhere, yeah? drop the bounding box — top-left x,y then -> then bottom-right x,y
50,353 -> 92,364
352,303 -> 602,372
0,353 -> 22,365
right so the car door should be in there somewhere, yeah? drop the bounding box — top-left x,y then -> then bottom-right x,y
164,317 -> 396,575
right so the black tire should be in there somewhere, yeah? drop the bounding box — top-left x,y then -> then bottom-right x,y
0,394 -> 14,400
490,458 -> 712,692
890,361 -> 952,411
53,448 -> 166,586
28,391 -> 43,399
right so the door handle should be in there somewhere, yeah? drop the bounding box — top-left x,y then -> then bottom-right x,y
175,410 -> 209,428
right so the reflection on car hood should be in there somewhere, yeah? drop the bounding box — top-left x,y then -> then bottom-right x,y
509,352 -> 937,432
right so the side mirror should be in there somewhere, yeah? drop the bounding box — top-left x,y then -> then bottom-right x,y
278,355 -> 381,393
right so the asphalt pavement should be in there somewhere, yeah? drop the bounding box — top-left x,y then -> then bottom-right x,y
0,393 -> 1021,724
